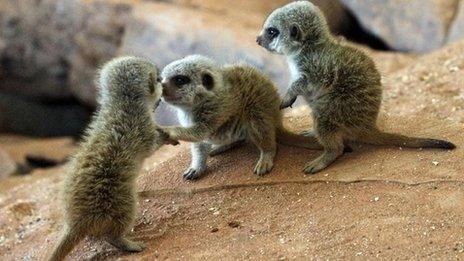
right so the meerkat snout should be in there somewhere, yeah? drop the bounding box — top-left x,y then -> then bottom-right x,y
256,35 -> 263,46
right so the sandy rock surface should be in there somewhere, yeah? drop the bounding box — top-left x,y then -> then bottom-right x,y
383,39 -> 464,124
0,147 -> 16,179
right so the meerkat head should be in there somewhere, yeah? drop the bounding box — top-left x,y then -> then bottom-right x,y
256,1 -> 330,55
161,55 -> 223,107
97,56 -> 162,106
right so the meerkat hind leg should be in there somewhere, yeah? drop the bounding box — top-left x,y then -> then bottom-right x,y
107,236 -> 146,252
209,140 -> 245,157
248,122 -> 277,176
304,132 -> 345,174
254,149 -> 276,176
301,129 -> 352,153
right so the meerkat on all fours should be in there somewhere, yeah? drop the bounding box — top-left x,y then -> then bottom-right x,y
48,56 -> 178,261
256,1 -> 456,174
160,55 -> 328,180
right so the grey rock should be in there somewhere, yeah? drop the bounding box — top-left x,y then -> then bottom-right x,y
339,0 -> 459,52
0,91 -> 90,137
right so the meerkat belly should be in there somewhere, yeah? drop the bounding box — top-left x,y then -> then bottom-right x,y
208,118 -> 246,145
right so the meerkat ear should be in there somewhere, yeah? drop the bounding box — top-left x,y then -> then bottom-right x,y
148,72 -> 155,94
290,24 -> 302,41
202,73 -> 214,90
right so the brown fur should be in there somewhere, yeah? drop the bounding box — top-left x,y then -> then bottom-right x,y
49,56 -> 177,261
161,55 -> 322,180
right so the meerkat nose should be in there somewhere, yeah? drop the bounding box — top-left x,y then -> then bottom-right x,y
256,36 -> 262,45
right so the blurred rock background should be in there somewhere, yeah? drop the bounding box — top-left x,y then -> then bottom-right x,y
3,0 -> 462,137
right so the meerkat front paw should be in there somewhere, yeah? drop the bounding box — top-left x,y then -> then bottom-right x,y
165,137 -> 179,146
300,129 -> 316,137
183,168 -> 204,180
280,93 -> 297,109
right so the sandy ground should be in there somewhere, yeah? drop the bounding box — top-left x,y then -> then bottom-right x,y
0,113 -> 462,260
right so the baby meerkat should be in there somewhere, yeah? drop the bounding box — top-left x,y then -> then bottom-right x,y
161,55 -> 324,180
49,56 -> 177,261
257,1 -> 455,174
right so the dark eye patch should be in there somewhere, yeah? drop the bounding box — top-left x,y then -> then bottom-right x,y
171,75 -> 191,86
266,27 -> 279,38
202,73 -> 214,90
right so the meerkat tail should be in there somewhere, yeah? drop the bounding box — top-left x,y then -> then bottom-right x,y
49,227 -> 85,261
359,130 -> 456,150
276,127 -> 323,150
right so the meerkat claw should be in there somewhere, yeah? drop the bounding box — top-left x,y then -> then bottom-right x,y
253,157 -> 274,176
280,96 -> 297,110
183,168 -> 202,180
108,237 -> 146,252
300,130 -> 316,137
303,160 -> 326,174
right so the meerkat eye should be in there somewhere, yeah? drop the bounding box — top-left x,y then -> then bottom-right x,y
266,27 -> 279,38
172,75 -> 191,86
156,77 -> 162,83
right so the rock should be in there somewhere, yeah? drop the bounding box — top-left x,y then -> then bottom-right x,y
311,0 -> 351,34
447,1 -> 464,43
166,0 -> 350,34
0,92 -> 90,137
382,39 -> 464,124
339,0 -> 460,52
0,0 -> 351,108
68,0 -> 133,106
0,0 -> 78,99
0,146 -> 16,179
0,0 -> 132,104
0,135 -> 75,174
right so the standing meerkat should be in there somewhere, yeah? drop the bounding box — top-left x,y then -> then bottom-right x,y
161,55 -> 325,180
49,56 -> 177,261
256,1 -> 456,174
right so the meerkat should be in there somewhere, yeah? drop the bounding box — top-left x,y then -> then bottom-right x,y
160,55 -> 329,180
256,1 -> 456,174
49,56 -> 178,261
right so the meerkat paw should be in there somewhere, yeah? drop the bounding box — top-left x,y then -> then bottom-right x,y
280,94 -> 297,110
303,158 -> 329,174
183,168 -> 204,180
107,237 -> 146,252
166,138 -> 180,146
300,130 -> 316,137
343,146 -> 353,153
253,157 -> 274,176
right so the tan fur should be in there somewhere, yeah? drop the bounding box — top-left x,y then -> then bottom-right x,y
49,56 -> 177,261
161,55 -> 322,180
